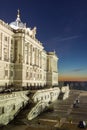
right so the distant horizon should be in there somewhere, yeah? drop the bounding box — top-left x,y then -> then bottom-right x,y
59,76 -> 87,82
59,80 -> 87,82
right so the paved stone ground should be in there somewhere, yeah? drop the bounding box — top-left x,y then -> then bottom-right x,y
2,89 -> 87,130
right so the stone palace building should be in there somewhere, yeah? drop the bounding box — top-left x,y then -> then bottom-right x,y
0,10 -> 58,89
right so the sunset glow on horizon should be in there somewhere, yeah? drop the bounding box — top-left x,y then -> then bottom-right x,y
59,75 -> 87,82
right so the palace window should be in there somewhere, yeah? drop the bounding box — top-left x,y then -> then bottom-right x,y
41,97 -> 43,100
5,70 -> 8,76
45,95 -> 46,99
26,72 -> 28,78
10,71 -> 13,77
4,36 -> 7,41
2,107 -> 4,114
13,105 -> 15,110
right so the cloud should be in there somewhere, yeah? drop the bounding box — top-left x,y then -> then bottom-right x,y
72,68 -> 86,72
56,35 -> 80,42
44,34 -> 81,57
45,35 -> 80,45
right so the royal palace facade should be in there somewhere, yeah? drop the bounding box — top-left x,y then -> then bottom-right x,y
0,10 -> 58,89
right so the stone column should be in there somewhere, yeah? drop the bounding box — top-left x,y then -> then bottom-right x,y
34,47 -> 36,65
8,37 -> 11,62
14,39 -> 18,63
21,37 -> 24,63
40,51 -> 42,68
36,49 -> 38,66
2,33 -> 4,61
48,57 -> 51,72
30,45 -> 32,65
0,33 -> 2,59
26,44 -> 28,64
39,50 -> 40,67
28,43 -> 30,65
36,48 -> 38,66
33,47 -> 35,65
32,46 -> 34,65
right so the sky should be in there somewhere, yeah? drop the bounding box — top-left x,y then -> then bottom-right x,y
0,0 -> 87,81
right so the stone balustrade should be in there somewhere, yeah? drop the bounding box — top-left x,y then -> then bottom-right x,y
0,91 -> 29,125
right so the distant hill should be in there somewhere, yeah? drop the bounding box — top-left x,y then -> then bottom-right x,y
59,81 -> 87,90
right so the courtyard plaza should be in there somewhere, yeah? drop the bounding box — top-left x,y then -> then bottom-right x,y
1,89 -> 87,130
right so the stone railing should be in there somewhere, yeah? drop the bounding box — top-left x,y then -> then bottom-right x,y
27,101 -> 49,120
0,91 -> 29,125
